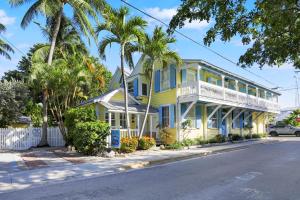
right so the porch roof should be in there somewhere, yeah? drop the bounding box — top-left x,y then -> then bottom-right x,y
100,101 -> 158,114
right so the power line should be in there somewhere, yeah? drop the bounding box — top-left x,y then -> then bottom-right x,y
0,34 -> 26,56
121,0 -> 279,87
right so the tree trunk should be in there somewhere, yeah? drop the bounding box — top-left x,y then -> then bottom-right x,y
139,63 -> 154,139
38,8 -> 63,146
121,43 -> 131,138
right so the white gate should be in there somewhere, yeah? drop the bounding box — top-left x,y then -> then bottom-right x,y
0,127 -> 65,150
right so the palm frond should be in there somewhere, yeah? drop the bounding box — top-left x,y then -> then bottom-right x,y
98,36 -> 119,59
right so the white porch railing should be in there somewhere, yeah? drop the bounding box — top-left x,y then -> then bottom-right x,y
178,81 -> 280,112
0,127 -> 65,150
119,129 -> 139,138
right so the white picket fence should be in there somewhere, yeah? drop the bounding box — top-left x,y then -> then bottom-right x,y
0,127 -> 65,150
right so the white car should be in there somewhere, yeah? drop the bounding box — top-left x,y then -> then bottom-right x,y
268,124 -> 300,136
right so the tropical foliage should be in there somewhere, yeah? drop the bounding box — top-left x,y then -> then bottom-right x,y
97,6 -> 147,136
138,26 -> 181,138
0,80 -> 29,127
168,0 -> 300,68
284,109 -> 300,127
0,22 -> 14,60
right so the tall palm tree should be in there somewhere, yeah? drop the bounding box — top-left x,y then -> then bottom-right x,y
9,0 -> 105,146
0,23 -> 14,59
138,26 -> 181,138
97,6 -> 147,136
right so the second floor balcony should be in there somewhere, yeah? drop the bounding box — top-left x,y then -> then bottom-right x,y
177,80 -> 280,113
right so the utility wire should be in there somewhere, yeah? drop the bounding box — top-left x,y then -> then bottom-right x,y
121,0 -> 279,87
0,34 -> 26,56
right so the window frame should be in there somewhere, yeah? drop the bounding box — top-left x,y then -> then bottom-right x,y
161,66 -> 170,91
142,83 -> 148,96
207,107 -> 218,129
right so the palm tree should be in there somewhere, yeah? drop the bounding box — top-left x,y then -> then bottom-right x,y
9,0 -> 105,146
0,23 -> 14,59
97,6 -> 147,136
138,26 -> 181,139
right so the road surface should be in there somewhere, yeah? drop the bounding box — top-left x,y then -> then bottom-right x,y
1,137 -> 300,200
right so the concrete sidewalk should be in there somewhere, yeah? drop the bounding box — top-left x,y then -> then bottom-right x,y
0,138 -> 277,193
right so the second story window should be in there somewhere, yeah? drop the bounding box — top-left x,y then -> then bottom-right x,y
161,66 -> 170,91
128,82 -> 134,95
142,83 -> 148,96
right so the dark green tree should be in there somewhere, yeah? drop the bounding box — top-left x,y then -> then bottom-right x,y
168,0 -> 300,68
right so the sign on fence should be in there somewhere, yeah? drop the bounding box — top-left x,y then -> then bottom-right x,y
0,127 -> 65,150
111,129 -> 121,148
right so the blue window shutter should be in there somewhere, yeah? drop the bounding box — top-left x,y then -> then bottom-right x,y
159,107 -> 163,127
181,69 -> 187,83
169,104 -> 175,128
181,103 -> 187,117
195,104 -> 201,129
170,64 -> 176,88
133,78 -> 139,97
155,70 -> 160,92
239,113 -> 244,128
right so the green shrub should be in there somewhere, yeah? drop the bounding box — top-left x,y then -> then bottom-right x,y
64,107 -> 97,145
244,134 -> 251,139
181,138 -> 195,147
73,121 -> 110,155
165,141 -> 183,150
120,137 -> 139,153
231,134 -> 243,141
215,134 -> 226,143
138,137 -> 156,150
252,134 -> 262,139
195,137 -> 208,145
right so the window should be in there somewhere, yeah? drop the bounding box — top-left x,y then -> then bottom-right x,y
120,113 -> 127,128
161,66 -> 170,91
187,69 -> 197,82
258,89 -> 265,98
105,112 -> 116,127
162,106 -> 170,127
232,110 -> 241,129
238,82 -> 246,93
128,82 -> 134,95
207,107 -> 218,128
142,83 -> 147,96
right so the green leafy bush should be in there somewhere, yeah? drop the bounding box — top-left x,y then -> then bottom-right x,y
181,138 -> 195,147
73,121 -> 110,155
244,134 -> 251,139
215,134 -> 226,143
120,137 -> 139,153
165,141 -> 183,150
64,106 -> 97,145
231,134 -> 244,141
138,137 -> 156,150
195,137 -> 208,145
252,134 -> 262,139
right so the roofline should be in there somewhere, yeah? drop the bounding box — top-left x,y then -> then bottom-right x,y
182,59 -> 281,95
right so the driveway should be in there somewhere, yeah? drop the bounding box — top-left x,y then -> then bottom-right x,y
0,136 -> 299,200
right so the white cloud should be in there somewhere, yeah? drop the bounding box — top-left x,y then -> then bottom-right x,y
145,7 -> 210,30
0,10 -> 15,26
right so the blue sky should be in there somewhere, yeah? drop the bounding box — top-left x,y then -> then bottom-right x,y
0,0 -> 297,108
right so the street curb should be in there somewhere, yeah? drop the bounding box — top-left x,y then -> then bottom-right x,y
123,139 -> 279,170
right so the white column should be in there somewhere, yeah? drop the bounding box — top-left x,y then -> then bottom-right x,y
150,115 -> 153,138
256,87 -> 259,103
222,75 -> 225,100
137,114 -> 140,137
108,112 -> 112,147
235,80 -> 239,91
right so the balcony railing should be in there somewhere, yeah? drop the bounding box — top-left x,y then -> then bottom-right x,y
178,81 -> 280,112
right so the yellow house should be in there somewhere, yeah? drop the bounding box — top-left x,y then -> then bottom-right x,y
82,58 -> 280,143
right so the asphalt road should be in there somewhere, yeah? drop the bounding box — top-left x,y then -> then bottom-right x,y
1,137 -> 300,200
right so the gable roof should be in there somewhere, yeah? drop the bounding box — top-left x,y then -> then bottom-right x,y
80,88 -> 140,106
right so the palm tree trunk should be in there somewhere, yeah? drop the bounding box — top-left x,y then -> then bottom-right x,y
121,44 -> 131,137
39,8 -> 63,146
139,63 -> 154,139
